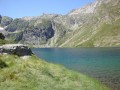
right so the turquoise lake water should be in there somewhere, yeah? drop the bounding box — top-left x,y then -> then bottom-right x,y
32,48 -> 120,90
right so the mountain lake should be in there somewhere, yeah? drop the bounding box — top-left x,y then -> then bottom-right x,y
32,47 -> 120,90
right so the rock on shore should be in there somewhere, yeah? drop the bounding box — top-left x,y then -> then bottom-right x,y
0,44 -> 32,56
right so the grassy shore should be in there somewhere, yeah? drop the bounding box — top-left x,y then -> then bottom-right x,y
0,54 -> 110,90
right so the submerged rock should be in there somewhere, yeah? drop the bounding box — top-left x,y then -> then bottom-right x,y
0,44 -> 32,56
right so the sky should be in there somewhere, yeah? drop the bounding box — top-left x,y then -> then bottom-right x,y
0,0 -> 95,18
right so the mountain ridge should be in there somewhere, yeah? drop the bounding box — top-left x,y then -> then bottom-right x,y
0,0 -> 120,47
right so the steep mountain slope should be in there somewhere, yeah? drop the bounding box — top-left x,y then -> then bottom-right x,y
0,0 -> 120,47
59,0 -> 120,47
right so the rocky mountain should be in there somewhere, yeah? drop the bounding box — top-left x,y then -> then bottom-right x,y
0,0 -> 120,47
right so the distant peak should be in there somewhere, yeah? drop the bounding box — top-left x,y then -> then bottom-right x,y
68,1 -> 99,15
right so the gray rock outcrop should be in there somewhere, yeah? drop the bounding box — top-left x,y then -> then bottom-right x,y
0,44 -> 32,56
16,24 -> 54,45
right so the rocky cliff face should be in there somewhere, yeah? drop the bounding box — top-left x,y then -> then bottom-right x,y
0,0 -> 120,47
15,23 -> 54,46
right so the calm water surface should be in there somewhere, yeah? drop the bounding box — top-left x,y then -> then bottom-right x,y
32,48 -> 120,90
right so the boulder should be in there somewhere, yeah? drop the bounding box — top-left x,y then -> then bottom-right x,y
0,44 -> 33,56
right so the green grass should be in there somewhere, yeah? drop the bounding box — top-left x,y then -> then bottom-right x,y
77,40 -> 94,47
77,18 -> 120,47
0,55 -> 110,90
0,39 -> 15,45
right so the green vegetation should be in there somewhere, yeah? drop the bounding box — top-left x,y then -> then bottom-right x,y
0,16 -> 13,27
78,19 -> 120,47
0,59 -> 8,68
5,18 -> 51,32
0,55 -> 110,90
34,19 -> 52,29
0,39 -> 15,45
0,33 -> 15,45
0,36 -> 15,45
78,40 -> 94,47
5,18 -> 29,32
